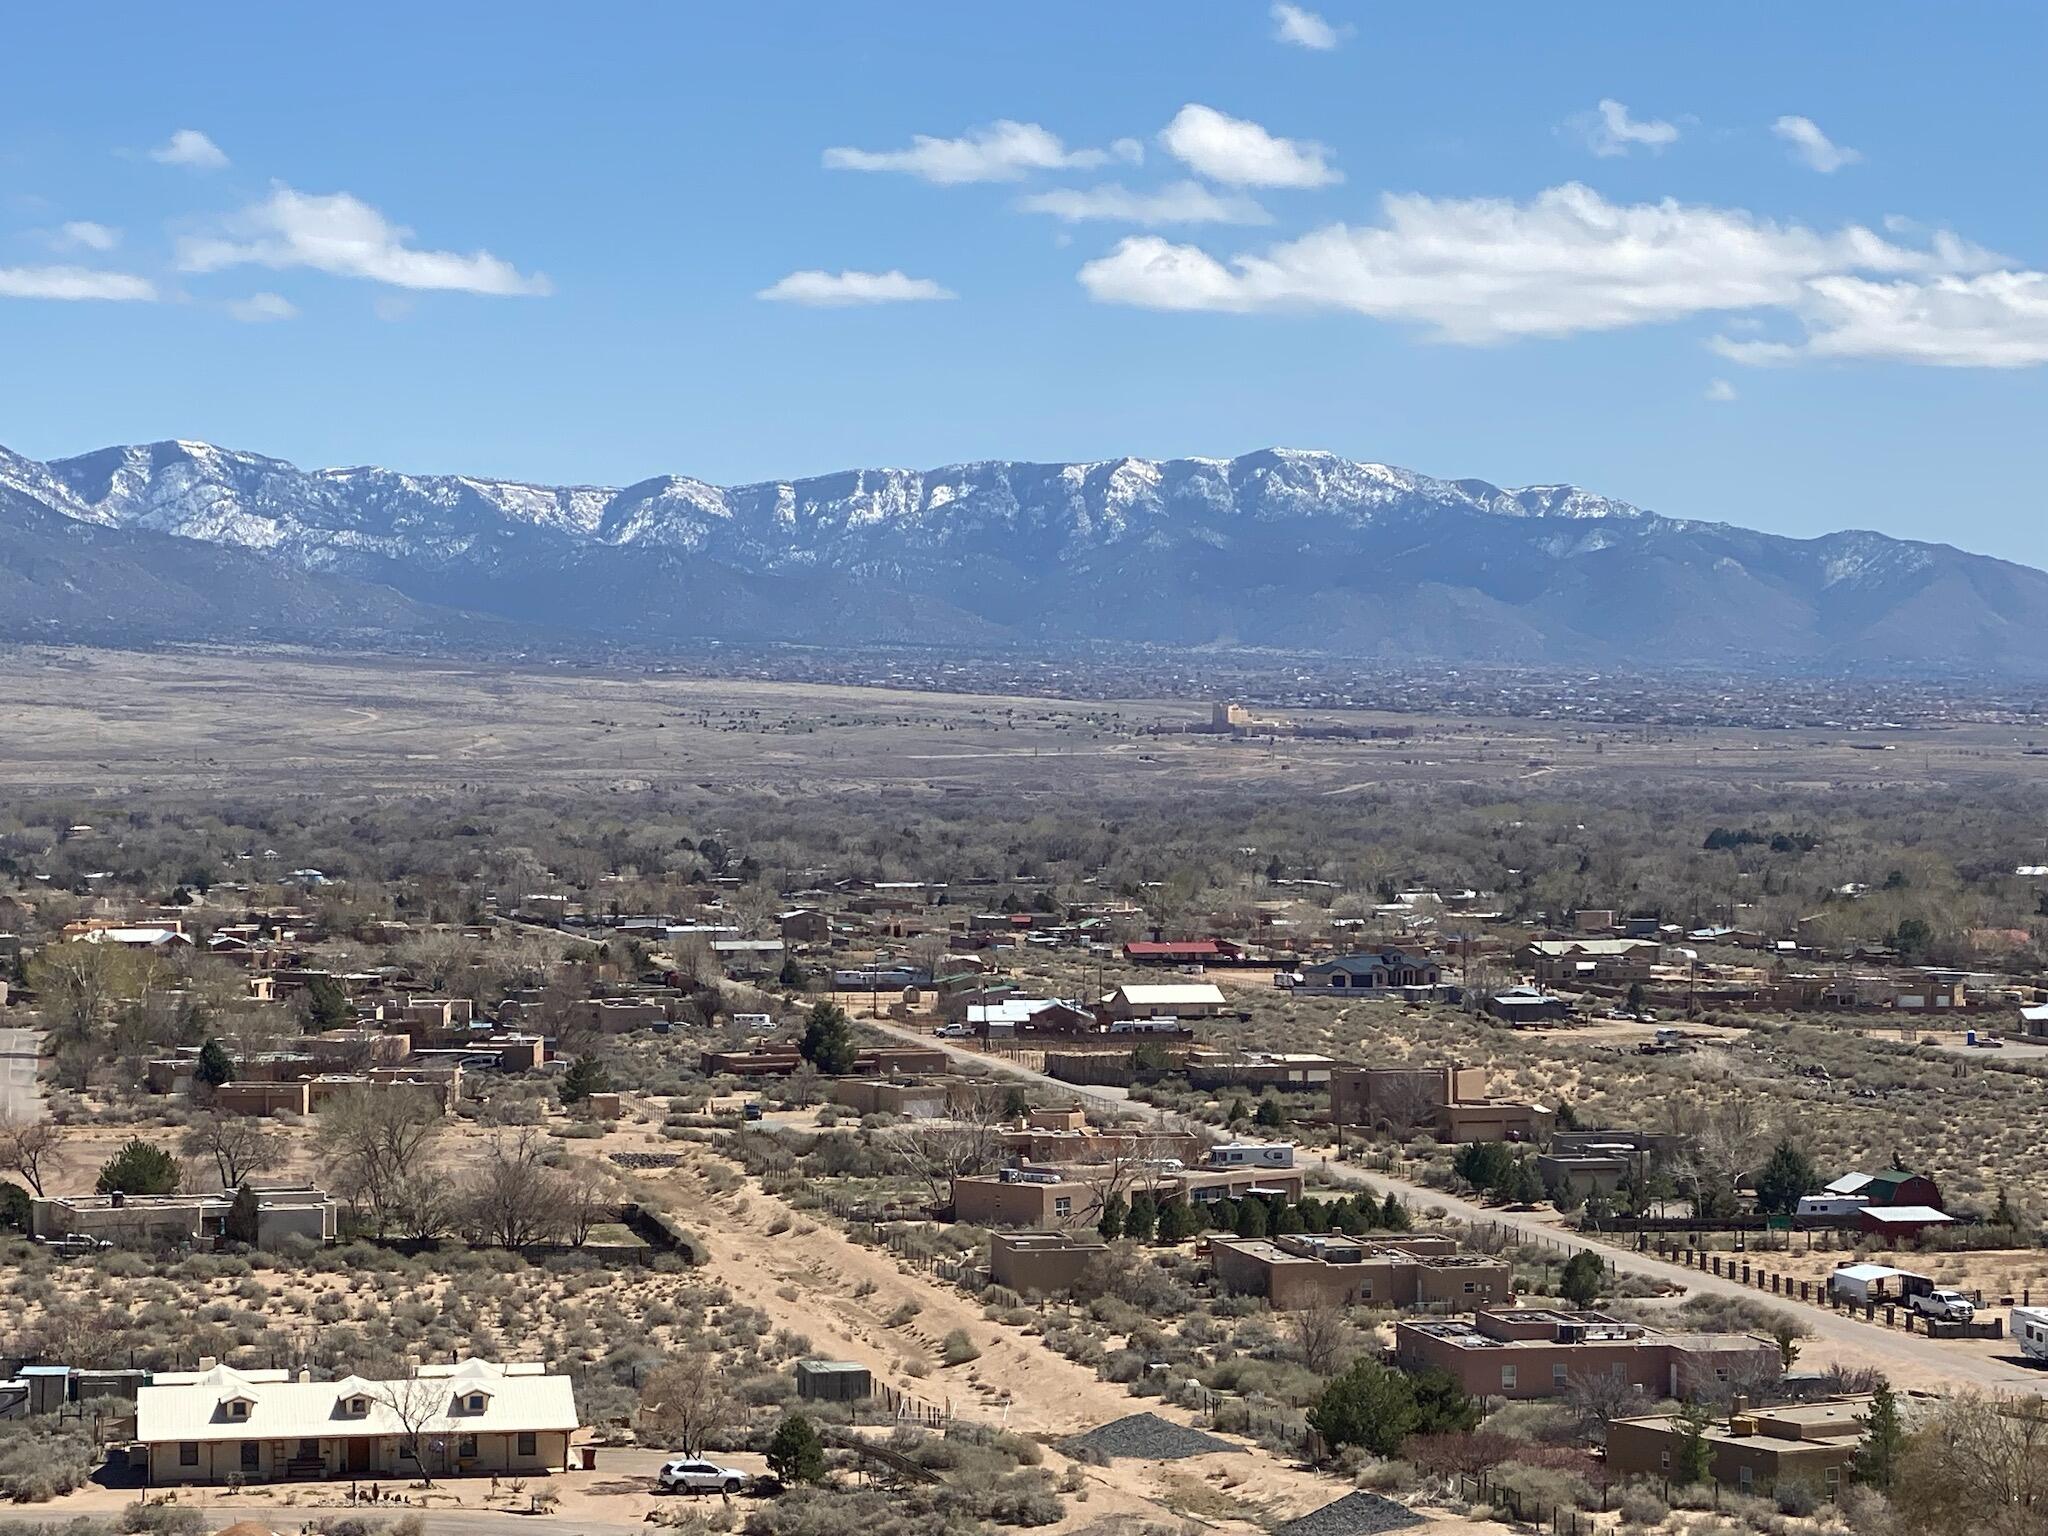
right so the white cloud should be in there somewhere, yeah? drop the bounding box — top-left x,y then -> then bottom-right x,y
226,291 -> 297,323
1713,271 -> 2048,369
1576,99 -> 1680,158
149,129 -> 229,170
0,265 -> 156,301
823,121 -> 1106,184
756,269 -> 955,306
1704,378 -> 1738,401
177,186 -> 551,296
1109,138 -> 1146,166
1017,181 -> 1271,227
53,221 -> 120,252
1773,115 -> 1860,173
1272,3 -> 1344,50
1158,104 -> 1340,189
1076,182 -> 1991,343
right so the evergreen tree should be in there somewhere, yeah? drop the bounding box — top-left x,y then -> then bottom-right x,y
1254,1096 -> 1286,1130
1754,1139 -> 1821,1216
798,1002 -> 857,1075
765,1412 -> 826,1484
1234,1195 -> 1269,1238
194,1037 -> 234,1089
778,956 -> 809,989
306,974 -> 352,1030
1160,1200 -> 1201,1243
1559,1250 -> 1605,1308
1408,1368 -> 1480,1435
1380,1192 -> 1409,1230
1228,1097 -> 1250,1125
1673,1401 -> 1714,1484
1308,1357 -> 1418,1457
559,1054 -> 610,1105
1124,1192 -> 1158,1242
1272,1199 -> 1306,1235
1453,1142 -> 1514,1193
96,1138 -> 180,1196
1850,1381 -> 1904,1491
1096,1193 -> 1126,1242
225,1183 -> 260,1246
1001,1087 -> 1030,1122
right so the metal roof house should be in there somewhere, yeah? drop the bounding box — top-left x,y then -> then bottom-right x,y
136,1359 -> 579,1485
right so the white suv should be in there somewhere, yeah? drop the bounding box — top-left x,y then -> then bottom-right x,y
656,1458 -> 747,1494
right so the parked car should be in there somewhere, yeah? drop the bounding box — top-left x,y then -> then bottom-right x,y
656,1458 -> 749,1494
742,1102 -> 763,1122
37,1233 -> 112,1251
1909,1288 -> 1975,1322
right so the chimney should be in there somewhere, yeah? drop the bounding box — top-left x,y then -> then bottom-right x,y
198,1356 -> 217,1371
297,1366 -> 312,1383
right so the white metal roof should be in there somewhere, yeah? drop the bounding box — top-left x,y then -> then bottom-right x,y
1860,1205 -> 1954,1224
1110,983 -> 1225,1005
136,1360 -> 576,1445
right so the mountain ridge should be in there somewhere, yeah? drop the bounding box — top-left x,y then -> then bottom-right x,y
3,436 -> 2043,675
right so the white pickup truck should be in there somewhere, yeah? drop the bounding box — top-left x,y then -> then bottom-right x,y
1908,1287 -> 1975,1322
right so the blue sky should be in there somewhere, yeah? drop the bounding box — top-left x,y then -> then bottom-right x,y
8,3 -> 2048,565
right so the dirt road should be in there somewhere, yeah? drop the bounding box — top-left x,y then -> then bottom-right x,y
871,1020 -> 2045,1395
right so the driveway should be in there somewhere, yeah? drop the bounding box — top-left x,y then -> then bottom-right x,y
0,1025 -> 40,1123
869,1019 -> 2045,1393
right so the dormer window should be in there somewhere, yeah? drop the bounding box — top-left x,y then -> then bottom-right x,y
225,1399 -> 251,1419
464,1393 -> 487,1413
345,1396 -> 368,1416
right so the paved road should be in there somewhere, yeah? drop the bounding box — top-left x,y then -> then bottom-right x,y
869,1018 -> 2044,1393
0,1025 -> 41,1122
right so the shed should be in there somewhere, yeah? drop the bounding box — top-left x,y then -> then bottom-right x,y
794,1359 -> 872,1403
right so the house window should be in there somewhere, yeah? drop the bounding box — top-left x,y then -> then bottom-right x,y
1824,1466 -> 1840,1494
180,1443 -> 199,1467
1053,1197 -> 1072,1218
241,1442 -> 260,1470
466,1394 -> 486,1412
1501,1365 -> 1517,1390
1463,1282 -> 1477,1294
518,1432 -> 538,1457
1738,1467 -> 1753,1489
1359,1282 -> 1372,1299
458,1435 -> 478,1459
228,1400 -> 249,1419
1659,1450 -> 1670,1471
399,1444 -> 417,1461
1552,1365 -> 1568,1388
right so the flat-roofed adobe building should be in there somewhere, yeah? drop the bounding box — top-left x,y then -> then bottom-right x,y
1211,1232 -> 1512,1311
1607,1397 -> 1872,1500
1393,1308 -> 1779,1401
137,1359 -> 579,1484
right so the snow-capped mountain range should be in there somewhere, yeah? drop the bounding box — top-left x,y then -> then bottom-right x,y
4,436 -> 2047,673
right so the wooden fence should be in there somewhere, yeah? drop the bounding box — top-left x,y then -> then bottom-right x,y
1458,1471 -> 1603,1535
1644,1238 -> 2012,1335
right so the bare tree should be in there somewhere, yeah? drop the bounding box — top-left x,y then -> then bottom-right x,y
462,1130 -> 569,1248
894,1086 -> 1008,1205
1563,1366 -> 1649,1443
1288,1294 -> 1353,1376
1896,1393 -> 2047,1536
388,1165 -> 460,1241
180,1114 -> 283,1188
315,1085 -> 446,1233
371,1372 -> 450,1486
0,1113 -> 64,1197
640,1353 -> 735,1457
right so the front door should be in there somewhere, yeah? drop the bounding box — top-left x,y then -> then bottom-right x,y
348,1438 -> 373,1474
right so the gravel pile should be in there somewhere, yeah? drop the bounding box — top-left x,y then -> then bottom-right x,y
609,1151 -> 683,1168
1274,1492 -> 1424,1536
1063,1413 -> 1234,1461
